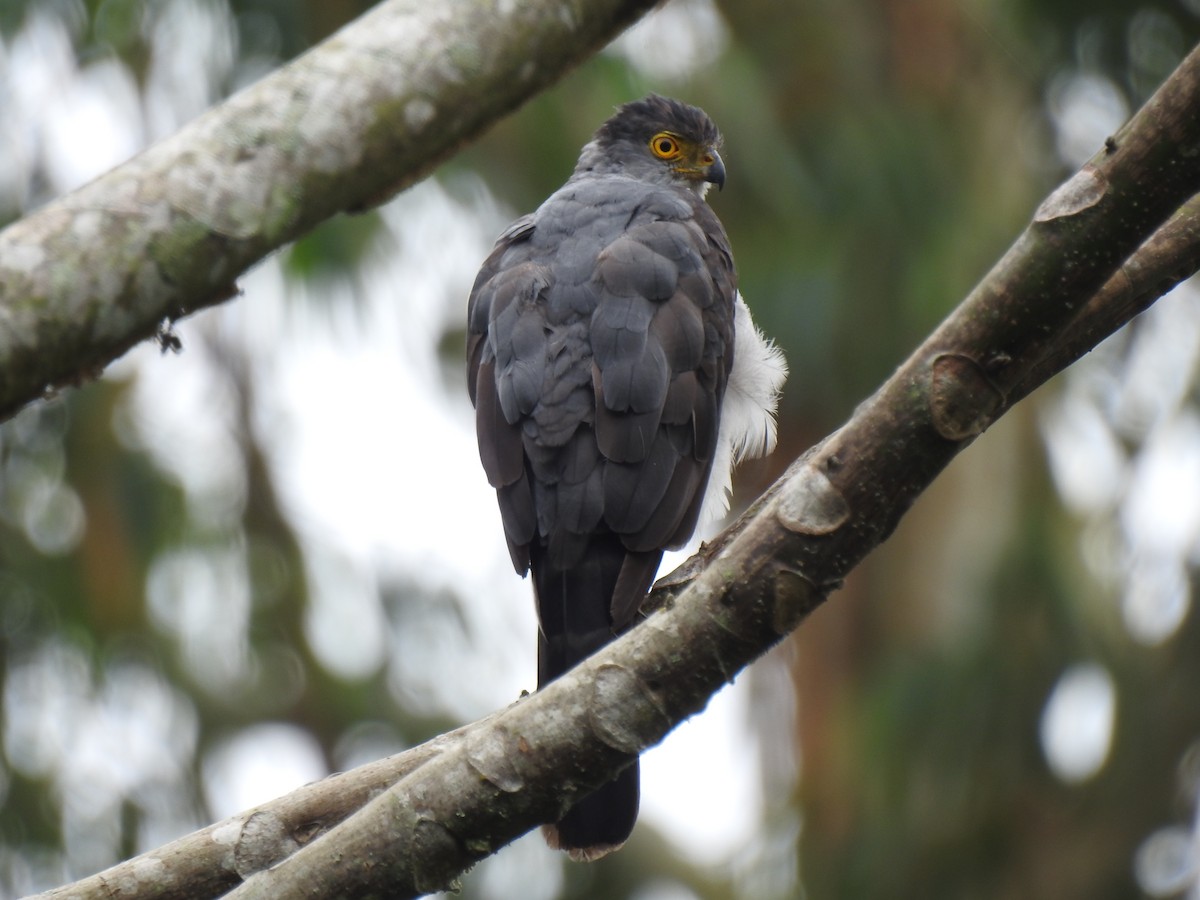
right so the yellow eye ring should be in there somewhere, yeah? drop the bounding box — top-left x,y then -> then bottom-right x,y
650,133 -> 682,160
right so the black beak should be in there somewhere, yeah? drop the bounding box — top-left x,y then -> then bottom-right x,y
705,150 -> 726,191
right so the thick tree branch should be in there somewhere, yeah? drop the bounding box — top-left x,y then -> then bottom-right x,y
1009,191 -> 1200,405
0,0 -> 658,421
28,720 -> 485,900
784,46 -> 1200,595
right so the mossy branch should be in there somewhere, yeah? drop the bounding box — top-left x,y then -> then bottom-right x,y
0,0 -> 658,421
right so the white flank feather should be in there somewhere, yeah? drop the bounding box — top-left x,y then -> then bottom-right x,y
699,293 -> 788,523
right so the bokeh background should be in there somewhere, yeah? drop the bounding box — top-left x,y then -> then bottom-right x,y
2,1 -> 1200,897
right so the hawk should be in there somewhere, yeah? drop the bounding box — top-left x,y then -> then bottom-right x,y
467,95 -> 786,860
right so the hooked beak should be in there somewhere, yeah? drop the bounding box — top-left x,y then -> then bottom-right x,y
704,149 -> 726,191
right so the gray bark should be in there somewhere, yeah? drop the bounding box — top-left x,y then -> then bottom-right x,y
0,0 -> 657,420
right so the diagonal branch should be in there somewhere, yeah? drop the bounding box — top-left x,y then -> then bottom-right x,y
0,0 -> 658,421
1008,190 -> 1200,406
27,719 -> 487,900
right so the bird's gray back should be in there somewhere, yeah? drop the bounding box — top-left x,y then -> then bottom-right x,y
467,171 -> 736,575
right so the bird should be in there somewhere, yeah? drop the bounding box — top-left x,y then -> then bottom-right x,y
467,95 -> 786,860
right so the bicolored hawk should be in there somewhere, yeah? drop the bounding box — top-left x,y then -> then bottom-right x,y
468,95 -> 786,859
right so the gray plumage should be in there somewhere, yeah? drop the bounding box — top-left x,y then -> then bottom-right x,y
467,95 -> 739,859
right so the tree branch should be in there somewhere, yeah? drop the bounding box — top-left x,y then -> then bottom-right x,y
0,0 -> 658,422
28,719 -> 487,899
1008,191 -> 1200,405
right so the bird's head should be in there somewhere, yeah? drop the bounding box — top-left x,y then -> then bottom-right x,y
578,95 -> 726,197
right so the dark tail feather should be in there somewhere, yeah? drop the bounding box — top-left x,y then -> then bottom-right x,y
543,762 -> 640,861
532,536 -> 659,858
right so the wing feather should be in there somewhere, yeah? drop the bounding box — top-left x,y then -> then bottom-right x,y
467,176 -> 738,582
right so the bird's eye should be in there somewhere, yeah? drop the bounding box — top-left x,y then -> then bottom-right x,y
650,133 -> 682,160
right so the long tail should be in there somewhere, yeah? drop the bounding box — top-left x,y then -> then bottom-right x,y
532,536 -> 659,860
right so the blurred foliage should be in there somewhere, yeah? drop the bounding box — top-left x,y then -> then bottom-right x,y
282,211 -> 384,288
0,0 -> 377,67
2,0 -> 1200,899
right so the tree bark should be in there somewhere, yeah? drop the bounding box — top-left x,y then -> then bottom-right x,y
31,40 -> 1200,900
28,723 -> 478,900
0,0 -> 658,421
